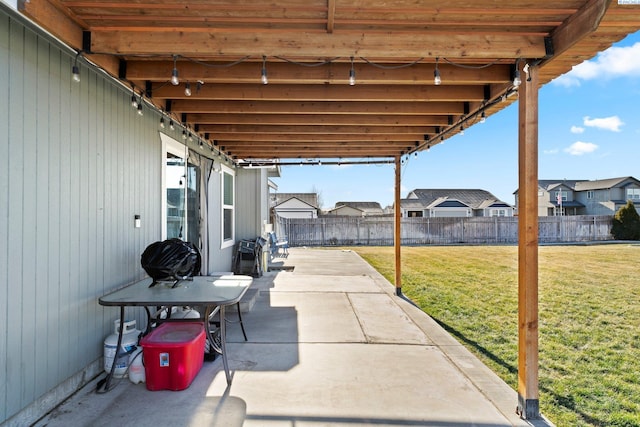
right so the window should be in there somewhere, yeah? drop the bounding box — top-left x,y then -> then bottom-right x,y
491,209 -> 507,217
555,190 -> 568,202
587,190 -> 594,199
627,188 -> 640,200
221,165 -> 235,248
161,134 -> 200,243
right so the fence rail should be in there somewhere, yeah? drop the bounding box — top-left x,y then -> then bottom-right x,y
275,215 -> 613,246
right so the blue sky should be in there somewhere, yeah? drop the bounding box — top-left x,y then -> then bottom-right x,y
274,31 -> 640,209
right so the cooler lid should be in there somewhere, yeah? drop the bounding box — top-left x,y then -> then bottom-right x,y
141,322 -> 204,345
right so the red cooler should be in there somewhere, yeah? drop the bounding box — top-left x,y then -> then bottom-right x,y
140,322 -> 205,391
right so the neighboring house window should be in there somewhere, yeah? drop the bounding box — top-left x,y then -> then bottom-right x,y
221,165 -> 235,248
491,209 -> 506,217
627,188 -> 640,200
555,190 -> 567,201
587,190 -> 594,199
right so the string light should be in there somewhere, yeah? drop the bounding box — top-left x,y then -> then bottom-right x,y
160,117 -> 165,128
130,90 -> 138,109
72,52 -> 81,83
480,111 -> 486,124
459,125 -> 464,135
261,55 -> 268,85
171,55 -> 179,85
182,130 -> 187,140
434,57 -> 442,86
169,120 -> 175,130
349,56 -> 356,86
137,102 -> 143,116
184,82 -> 192,96
513,59 -> 522,87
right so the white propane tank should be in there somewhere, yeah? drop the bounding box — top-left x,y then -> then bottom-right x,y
173,306 -> 200,319
104,319 -> 140,378
128,347 -> 145,384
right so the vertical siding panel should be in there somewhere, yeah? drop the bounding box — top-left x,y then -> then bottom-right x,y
58,40 -> 74,380
0,13 -> 10,422
21,28 -> 40,404
6,18 -> 25,416
93,77 -> 105,354
33,32 -> 51,399
46,48 -> 62,389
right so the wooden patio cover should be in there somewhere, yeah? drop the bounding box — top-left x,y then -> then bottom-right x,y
20,0 -> 640,420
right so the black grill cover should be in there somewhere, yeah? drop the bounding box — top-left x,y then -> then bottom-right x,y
141,238 -> 201,286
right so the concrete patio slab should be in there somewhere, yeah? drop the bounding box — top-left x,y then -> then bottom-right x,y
33,247 -> 547,427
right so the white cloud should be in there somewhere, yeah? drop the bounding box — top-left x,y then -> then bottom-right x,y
570,126 -> 585,134
564,141 -> 598,156
553,42 -> 640,86
543,148 -> 559,154
583,115 -> 624,132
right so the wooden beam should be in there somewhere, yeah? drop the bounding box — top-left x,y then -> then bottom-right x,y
517,62 -> 540,420
197,124 -> 434,135
189,113 -> 451,127
170,100 -> 465,115
327,0 -> 336,33
124,60 -> 512,85
152,83 -> 486,102
210,133 -> 422,142
549,0 -> 612,59
88,30 -> 548,59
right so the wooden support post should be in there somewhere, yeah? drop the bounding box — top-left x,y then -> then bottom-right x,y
517,62 -> 540,419
394,155 -> 402,295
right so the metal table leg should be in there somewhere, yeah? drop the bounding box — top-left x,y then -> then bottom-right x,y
205,305 -> 232,385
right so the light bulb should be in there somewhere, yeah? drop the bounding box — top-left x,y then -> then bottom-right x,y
261,56 -> 268,85
349,57 -> 356,86
434,69 -> 441,85
171,56 -> 179,85
160,117 -> 165,128
182,130 -> 187,140
513,70 -> 522,87
184,83 -> 192,96
169,120 -> 175,130
137,103 -> 143,116
480,111 -> 486,124
72,65 -> 80,83
131,94 -> 138,108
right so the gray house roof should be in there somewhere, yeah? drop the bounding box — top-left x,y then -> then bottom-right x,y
271,192 -> 319,208
521,177 -> 639,193
406,189 -> 509,209
334,201 -> 383,215
573,177 -> 639,191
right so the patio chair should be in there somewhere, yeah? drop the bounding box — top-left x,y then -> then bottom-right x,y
268,231 -> 289,258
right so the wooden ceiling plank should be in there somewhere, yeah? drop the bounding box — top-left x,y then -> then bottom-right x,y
88,30 -> 548,59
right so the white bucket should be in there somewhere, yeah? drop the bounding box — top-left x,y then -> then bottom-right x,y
104,319 -> 140,378
128,347 -> 145,384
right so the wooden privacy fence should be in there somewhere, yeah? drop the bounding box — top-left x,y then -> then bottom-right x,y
275,215 -> 614,246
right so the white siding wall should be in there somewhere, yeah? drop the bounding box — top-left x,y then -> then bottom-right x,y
0,9 -> 239,424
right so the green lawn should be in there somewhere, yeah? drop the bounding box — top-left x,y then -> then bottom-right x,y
352,245 -> 640,427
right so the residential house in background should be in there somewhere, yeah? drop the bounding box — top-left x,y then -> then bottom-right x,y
515,176 -> 640,216
326,201 -> 384,217
400,189 -> 514,218
272,193 -> 319,219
